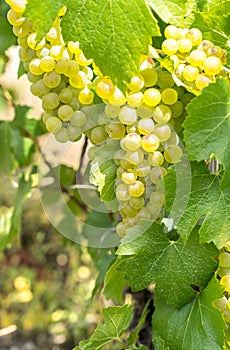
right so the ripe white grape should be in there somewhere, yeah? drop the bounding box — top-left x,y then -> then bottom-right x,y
127,92 -> 144,108
188,49 -> 206,67
141,134 -> 160,153
126,149 -> 144,165
157,70 -> 174,89
95,78 -> 115,99
164,145 -> 183,163
164,25 -> 179,39
105,104 -> 120,118
124,133 -> 142,151
137,118 -> 155,135
153,104 -> 172,123
127,74 -> 145,91
116,183 -> 131,201
136,160 -> 151,177
177,38 -> 193,53
185,28 -> 202,46
153,124 -> 171,142
107,122 -> 126,139
195,74 -> 212,90
143,88 -> 161,107
119,105 -> 137,125
161,88 -> 178,105
148,151 -> 164,166
162,39 -> 178,55
40,56 -> 55,72
182,65 -> 199,81
141,68 -> 158,87
203,56 -> 222,75
121,171 -> 137,184
55,127 -> 69,143
150,166 -> 167,184
43,71 -> 61,88
59,87 -> 73,104
129,196 -> 145,209
150,191 -> 165,207
129,181 -> 145,197
219,252 -> 230,268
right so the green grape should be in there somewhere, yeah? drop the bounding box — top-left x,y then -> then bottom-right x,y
195,74 -> 212,90
50,44 -> 65,60
27,71 -> 42,83
29,58 -> 43,75
105,104 -> 120,118
137,118 -> 155,135
78,87 -> 94,105
212,297 -> 228,311
30,79 -> 50,97
188,49 -> 206,67
157,70 -> 174,89
164,145 -> 183,163
136,207 -> 151,220
58,105 -> 74,121
87,146 -> 97,160
67,125 -> 82,141
121,203 -> 139,217
43,71 -> 61,88
170,101 -> 183,118
70,110 -> 87,127
143,88 -> 161,107
220,276 -> 230,292
126,149 -> 144,165
95,77 -> 115,99
185,28 -> 202,46
119,105 -> 138,125
129,196 -> 145,210
153,104 -> 172,123
127,91 -> 144,108
107,122 -> 126,139
137,105 -> 154,119
141,134 -> 160,152
42,92 -> 60,109
148,151 -> 164,166
162,38 -> 178,55
127,74 -> 145,91
129,181 -> 145,197
178,38 -> 193,53
46,116 -> 62,133
40,56 -> 55,72
203,56 -> 222,75
150,166 -> 167,184
69,97 -> 80,110
121,171 -> 137,184
164,25 -> 179,39
114,149 -> 126,165
90,126 -> 107,144
55,59 -> 69,74
108,87 -> 127,106
207,45 -> 223,59
19,47 -> 29,61
219,252 -> 230,268
116,222 -> 126,236
216,266 -> 230,278
55,127 -> 69,143
69,72 -> 86,89
150,191 -> 164,207
116,183 -> 131,201
146,202 -> 161,216
161,88 -> 178,105
64,60 -> 79,77
222,310 -> 230,323
7,9 -> 25,26
136,160 -> 151,177
182,65 -> 199,81
153,124 -> 171,142
59,87 -> 73,104
124,133 -> 142,151
141,68 -> 158,87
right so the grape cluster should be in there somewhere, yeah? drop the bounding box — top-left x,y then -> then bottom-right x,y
162,25 -> 227,91
212,250 -> 230,348
87,62 -> 188,235
7,0 -> 95,143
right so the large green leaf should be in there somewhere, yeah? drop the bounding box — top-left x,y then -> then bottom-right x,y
25,0 -> 160,91
184,78 -> 230,189
74,305 -> 133,350
116,222 -> 218,308
165,161 -> 230,249
0,2 -> 17,55
152,277 -> 225,350
0,122 -> 15,176
102,258 -> 127,303
147,0 -> 196,27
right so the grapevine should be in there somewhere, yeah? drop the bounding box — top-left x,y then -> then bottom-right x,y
4,0 -> 230,349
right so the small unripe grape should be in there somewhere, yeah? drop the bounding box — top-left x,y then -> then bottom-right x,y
116,183 -> 131,201
164,25 -> 179,39
141,68 -> 158,87
161,88 -> 178,105
203,56 -> 222,75
143,88 -> 161,107
148,151 -> 164,166
124,133 -> 142,151
119,105 -> 137,125
141,134 -> 160,152
58,105 -> 74,121
178,38 -> 193,53
138,118 -> 155,135
162,39 -> 178,55
107,122 -> 126,139
157,70 -> 174,89
90,126 -> 107,144
46,117 -> 62,133
185,28 -> 202,46
170,101 -> 183,118
129,181 -> 145,197
164,145 -> 183,163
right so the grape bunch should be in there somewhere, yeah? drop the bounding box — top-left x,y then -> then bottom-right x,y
6,0 -> 95,143
212,250 -> 230,348
161,25 -> 227,91
87,62 -> 189,235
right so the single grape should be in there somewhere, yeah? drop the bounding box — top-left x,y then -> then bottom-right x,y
129,196 -> 145,210
150,191 -> 165,207
153,124 -> 171,142
46,116 -> 62,133
40,56 -> 55,72
138,118 -> 155,135
129,181 -> 145,197
50,44 -> 65,60
136,160 -> 151,177
178,38 -> 193,53
116,222 -> 126,236
108,87 -> 127,106
143,88 -> 161,107
212,297 -> 228,311
119,105 -> 137,125
116,183 -> 131,201
203,56 -> 222,75
153,104 -> 172,123
55,59 -> 69,74
78,87 -> 94,105
42,92 -> 60,109
198,40 -> 213,52
162,39 -> 178,55
30,79 -> 50,97
157,70 -> 174,89
90,126 -> 107,144
150,166 -> 167,184
105,104 -> 120,118
29,58 -> 43,75
148,151 -> 164,166
141,68 -> 158,87
207,45 -> 223,59
127,75 -> 145,91
67,125 -> 82,141
195,74 -> 212,90
70,110 -> 87,127
107,122 -> 126,139
95,78 -> 115,99
182,65 -> 199,81
164,145 -> 183,163
127,92 -> 144,108
161,88 -> 178,105
124,133 -> 142,151
219,252 -> 230,268
185,28 -> 202,46
65,60 -> 80,77
69,72 -> 86,89
121,171 -> 137,184
170,101 -> 183,118
126,149 -> 144,165
43,71 -> 61,88
164,25 -> 179,39
137,105 -> 154,119
188,49 -> 206,67
222,310 -> 230,323
220,276 -> 230,292
55,127 -> 69,143
58,105 -> 73,121
141,134 -> 160,152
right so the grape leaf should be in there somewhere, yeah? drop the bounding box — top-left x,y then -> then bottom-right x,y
147,0 -> 196,27
184,78 -> 230,190
152,277 -> 225,350
102,258 -> 127,303
0,122 -> 15,176
0,206 -> 14,250
74,305 -> 133,350
0,2 -> 17,55
165,161 -> 230,249
116,222 -> 218,308
61,0 -> 160,91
